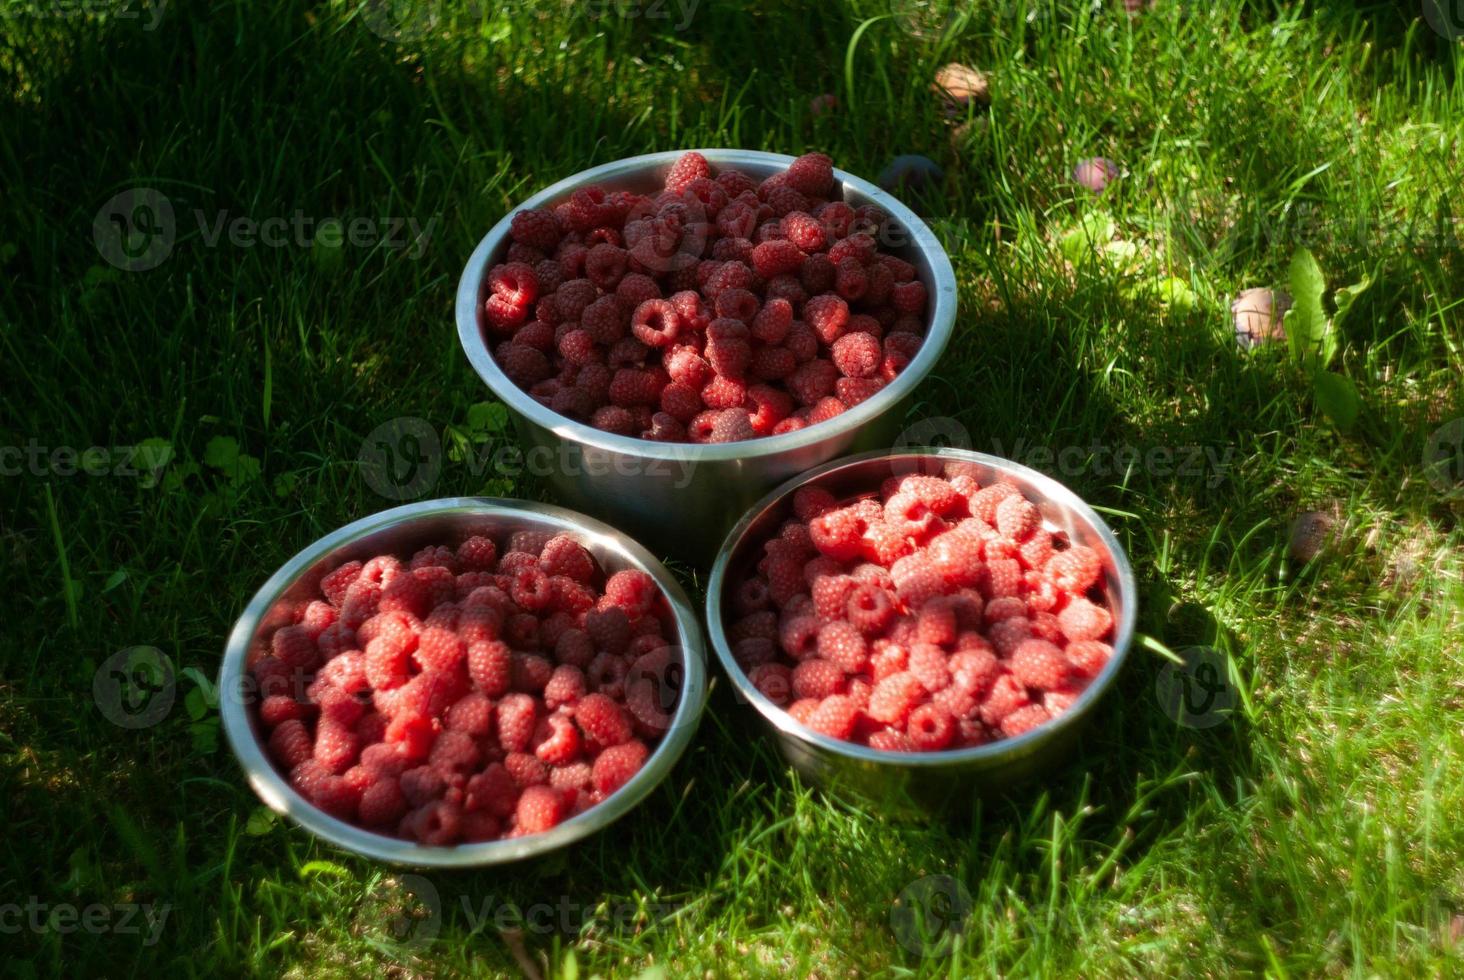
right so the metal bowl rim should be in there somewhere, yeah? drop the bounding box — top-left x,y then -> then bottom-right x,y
704,447 -> 1138,768
220,496 -> 709,867
455,148 -> 957,462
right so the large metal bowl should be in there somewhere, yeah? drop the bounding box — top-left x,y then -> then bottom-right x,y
220,498 -> 708,867
455,149 -> 958,562
705,449 -> 1137,814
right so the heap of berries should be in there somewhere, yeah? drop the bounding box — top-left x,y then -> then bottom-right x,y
481,151 -> 930,443
248,529 -> 682,845
727,466 -> 1115,751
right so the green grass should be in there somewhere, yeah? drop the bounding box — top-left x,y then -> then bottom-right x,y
3,0 -> 1463,975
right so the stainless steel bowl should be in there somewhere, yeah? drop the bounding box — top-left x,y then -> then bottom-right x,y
455,149 -> 958,562
220,497 -> 708,867
705,449 -> 1137,814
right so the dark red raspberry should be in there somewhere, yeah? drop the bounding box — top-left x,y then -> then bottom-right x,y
781,211 -> 826,252
510,209 -> 561,250
803,294 -> 849,344
664,151 -> 712,194
786,152 -> 834,196
592,740 -> 649,796
581,294 -> 627,345
608,368 -> 661,408
584,242 -> 628,289
786,358 -> 838,406
745,384 -> 793,435
891,279 -> 927,314
701,374 -> 747,410
488,262 -> 540,307
750,239 -> 805,278
830,331 -> 881,378
631,299 -> 682,347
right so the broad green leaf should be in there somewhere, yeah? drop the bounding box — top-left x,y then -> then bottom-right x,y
1332,275 -> 1373,326
184,687 -> 209,721
1058,212 -> 1116,265
103,568 -> 127,592
467,401 -> 509,439
273,470 -> 300,497
1313,370 -> 1362,432
1156,277 -> 1197,310
203,436 -> 239,469
1285,248 -> 1329,366
245,807 -> 277,836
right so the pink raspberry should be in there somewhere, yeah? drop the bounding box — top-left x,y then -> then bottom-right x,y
1009,639 -> 1073,691
868,672 -> 926,726
998,703 -> 1052,738
591,740 -> 649,796
809,507 -> 865,561
816,620 -> 869,672
995,494 -> 1040,542
793,485 -> 838,521
495,693 -> 538,753
830,331 -> 881,378
664,151 -> 712,194
750,239 -> 805,278
467,639 -> 512,696
807,694 -> 859,739
786,152 -> 834,196
1047,545 -> 1104,593
1065,640 -> 1112,679
983,558 -> 1024,600
748,662 -> 793,704
510,209 -> 561,250
533,712 -> 582,765
575,692 -> 632,748
700,374 -> 747,410
845,583 -> 896,635
915,597 -> 958,646
791,658 -> 845,699
515,785 -> 568,834
907,642 -> 951,693
803,294 -> 849,344
1057,597 -> 1113,642
444,692 -> 494,736
906,702 -> 955,751
631,298 -> 682,347
868,729 -> 914,752
978,673 -> 1030,727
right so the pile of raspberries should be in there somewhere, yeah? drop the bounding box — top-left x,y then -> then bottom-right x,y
727,467 -> 1115,750
248,529 -> 682,845
481,151 -> 929,443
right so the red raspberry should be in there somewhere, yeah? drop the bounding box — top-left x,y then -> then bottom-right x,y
778,615 -> 825,662
510,209 -> 561,250
357,777 -> 408,827
467,639 -> 512,696
971,482 -> 1021,523
428,730 -> 481,776
834,258 -> 868,302
807,694 -> 859,739
781,210 -> 826,252
439,692 -> 492,736
608,368 -> 662,408
509,567 -> 553,612
615,271 -> 661,309
750,239 -> 805,278
538,534 -> 594,583
890,556 -> 947,610
566,186 -> 617,231
313,719 -> 358,774
555,328 -> 596,366
700,374 -> 748,411
868,729 -> 914,752
584,242 -> 628,289
665,346 -> 712,387
792,658 -> 846,700
575,692 -> 632,748
581,295 -> 626,346
784,321 -> 820,362
830,331 -> 881,379
456,535 -> 498,572
786,358 -> 837,406
491,693 -> 536,754
786,152 -> 834,196
704,260 -> 754,298
269,718 -> 313,770
884,491 -> 940,539
532,712 -> 582,765
985,596 -> 1027,623
803,294 -> 849,344
706,334 -> 752,378
514,784 -> 567,834
1047,545 -> 1104,593
583,606 -> 632,655
592,740 -> 649,796
907,642 -> 951,692
816,620 -> 869,672
555,278 -> 598,320
868,672 -> 926,725
806,396 -> 845,425
741,384 -> 791,435
498,341 -> 551,385
1065,640 -> 1112,679
995,494 -> 1040,542
510,653 -> 553,693
789,488 -> 835,524
906,702 -> 955,750
809,507 -> 865,561
1018,532 -> 1054,571
810,573 -> 857,620
1009,639 -> 1073,691
891,279 -> 928,314
999,703 -> 1052,738
604,569 -> 658,619
413,626 -> 466,673
845,584 -> 896,635
915,597 -> 958,645
978,673 -> 1030,727
748,662 -> 793,704
983,558 -> 1024,600
589,405 -> 635,436
488,262 -> 540,307
631,298 -> 682,347
986,616 -> 1033,658
319,560 -> 362,606
665,151 -> 712,194
272,625 -> 319,672
259,694 -> 306,728
1057,597 -> 1113,642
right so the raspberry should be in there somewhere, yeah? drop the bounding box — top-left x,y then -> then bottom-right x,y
706,334 -> 752,378
830,331 -> 881,378
269,718 -> 313,770
983,558 -> 1024,600
467,639 -> 512,696
810,573 -> 857,620
456,535 -> 498,572
357,777 -> 408,827
748,662 -> 793,704
608,368 -> 663,408
538,534 -> 594,583
907,642 -> 951,693
985,596 -> 1027,623
1009,639 -> 1073,691
891,556 -> 947,610
665,151 -> 712,194
891,279 -> 928,314
807,694 -> 859,739
1018,532 -> 1054,571
259,694 -> 306,728
488,262 -> 540,307
631,298 -> 682,347
311,718 -> 357,774
791,658 -> 845,700
584,606 -> 632,654
868,672 -> 926,725
978,673 -> 1030,727
532,712 -> 582,765
834,258 -> 868,302
699,407 -> 753,443
744,384 -> 793,434
884,491 -> 940,539
868,729 -> 914,752
785,358 -> 837,406
665,346 -> 712,388
806,396 -> 846,425
1057,597 -> 1113,642
575,692 -> 632,747
1066,640 -> 1113,679
906,702 -> 955,750
414,626 -> 466,673
1047,545 -> 1104,594
444,692 -> 494,736
845,584 -> 896,635
581,295 -> 628,346
809,507 -> 865,561
511,653 -> 554,693
513,785 -> 567,834
750,239 -> 805,278
995,494 -> 1040,542
272,625 -> 319,672
585,242 -> 628,289
429,730 -> 481,776
803,294 -> 849,344
971,482 -> 1021,523
998,703 -> 1052,738
495,693 -> 538,753
816,620 -> 869,672
604,569 -> 658,618
749,297 -> 793,344
592,739 -> 649,796
713,287 -> 760,323
510,209 -> 561,250
781,211 -> 826,252
786,152 -> 834,196
926,532 -> 983,586
915,597 -> 958,645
